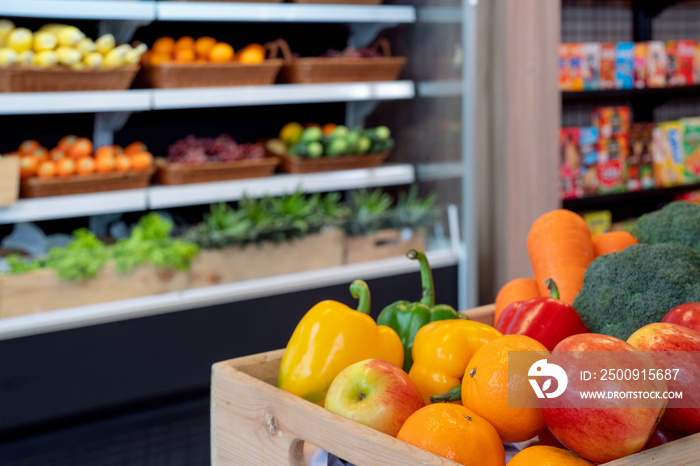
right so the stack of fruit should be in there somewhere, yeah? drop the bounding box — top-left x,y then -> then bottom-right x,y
268,122 -> 394,159
145,36 -> 265,65
166,134 -> 264,164
273,202 -> 700,465
12,136 -> 154,180
0,20 -> 146,69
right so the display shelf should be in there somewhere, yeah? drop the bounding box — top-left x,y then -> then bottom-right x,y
149,164 -> 415,209
0,189 -> 149,225
0,248 -> 458,341
0,0 -> 155,20
157,2 -> 415,23
416,162 -> 463,182
417,80 -> 462,98
562,182 -> 700,210
562,85 -> 700,101
151,81 -> 416,110
0,90 -> 151,115
416,7 -> 462,24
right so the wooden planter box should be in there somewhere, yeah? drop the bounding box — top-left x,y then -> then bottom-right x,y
0,262 -> 188,317
0,155 -> 19,206
344,228 -> 426,264
190,229 -> 344,288
211,304 -> 700,465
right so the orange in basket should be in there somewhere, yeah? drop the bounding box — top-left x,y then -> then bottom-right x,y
95,156 -> 115,173
37,160 -> 57,178
115,154 -> 132,172
68,138 -> 93,159
209,43 -> 234,63
130,152 -> 153,171
124,141 -> 147,155
153,37 -> 175,55
149,52 -> 171,65
56,158 -> 76,177
19,139 -> 40,155
19,156 -> 37,179
174,48 -> 195,63
238,43 -> 266,64
76,157 -> 95,175
194,36 -> 217,58
175,36 -> 195,52
57,134 -> 77,153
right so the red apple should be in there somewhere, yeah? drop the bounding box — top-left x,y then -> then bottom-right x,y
324,359 -> 424,437
662,303 -> 700,333
644,427 -> 683,450
627,323 -> 700,435
539,334 -> 667,464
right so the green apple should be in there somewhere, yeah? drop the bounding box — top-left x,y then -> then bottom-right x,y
324,359 -> 424,437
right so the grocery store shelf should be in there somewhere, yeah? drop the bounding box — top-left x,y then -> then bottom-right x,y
0,0 -> 156,20
416,7 -> 462,23
0,189 -> 149,225
151,81 -> 416,110
0,90 -> 151,115
416,162 -> 463,182
149,164 -> 415,209
417,80 -> 463,98
0,248 -> 458,341
562,84 -> 700,101
157,2 -> 415,23
561,182 -> 700,210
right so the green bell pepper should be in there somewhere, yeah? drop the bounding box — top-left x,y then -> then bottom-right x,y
376,249 -> 467,372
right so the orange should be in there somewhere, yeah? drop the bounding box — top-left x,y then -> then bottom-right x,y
31,147 -> 49,161
115,154 -> 131,172
50,148 -> 67,161
124,142 -> 147,155
152,36 -> 175,56
149,52 -> 172,66
19,156 -> 37,179
322,123 -> 337,136
592,231 -> 638,258
19,139 -> 40,155
56,158 -> 75,177
94,145 -> 117,160
194,36 -> 217,58
129,151 -> 153,171
397,404 -> 505,466
113,145 -> 124,155
57,134 -> 77,153
174,48 -> 195,63
68,138 -> 93,159
174,36 -> 194,51
208,42 -> 234,63
36,160 -> 56,178
95,156 -> 115,173
75,157 -> 95,175
461,335 -> 549,443
238,43 -> 265,64
508,446 -> 594,466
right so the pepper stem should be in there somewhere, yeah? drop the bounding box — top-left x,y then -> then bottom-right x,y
407,249 -> 435,307
429,384 -> 462,404
545,278 -> 560,300
350,280 -> 371,315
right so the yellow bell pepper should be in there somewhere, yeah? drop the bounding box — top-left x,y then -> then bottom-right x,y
277,280 -> 403,406
408,319 -> 502,405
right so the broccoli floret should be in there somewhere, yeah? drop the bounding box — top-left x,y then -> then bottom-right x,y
631,201 -> 700,254
572,243 -> 700,340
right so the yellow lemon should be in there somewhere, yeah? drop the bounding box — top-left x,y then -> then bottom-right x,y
56,46 -> 81,65
6,28 -> 32,53
0,47 -> 18,66
83,52 -> 103,68
17,50 -> 34,65
56,26 -> 84,47
76,37 -> 96,55
32,50 -> 58,67
33,32 -> 58,52
95,34 -> 115,55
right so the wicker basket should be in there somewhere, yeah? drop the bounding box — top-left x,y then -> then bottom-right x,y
140,43 -> 283,88
271,38 -> 405,84
20,169 -> 155,198
154,156 -> 280,185
291,0 -> 381,3
278,151 -> 389,174
0,65 -> 139,92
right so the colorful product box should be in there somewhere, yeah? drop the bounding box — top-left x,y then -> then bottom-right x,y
560,127 -> 583,199
559,43 -> 568,90
582,42 -> 601,90
627,123 -> 655,191
597,135 -> 628,194
615,42 -> 635,89
600,43 -> 617,90
675,190 -> 700,204
579,127 -> 600,195
666,40 -> 695,86
648,41 -> 668,88
559,44 -> 583,91
633,42 -> 648,89
582,210 -> 612,237
681,117 -> 700,182
591,107 -> 631,139
652,121 -> 685,187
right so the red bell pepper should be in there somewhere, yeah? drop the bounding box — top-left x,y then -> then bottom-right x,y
494,278 -> 589,351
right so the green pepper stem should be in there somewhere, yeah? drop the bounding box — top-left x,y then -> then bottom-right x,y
545,278 -> 560,300
350,280 -> 371,315
429,384 -> 462,404
407,249 -> 435,307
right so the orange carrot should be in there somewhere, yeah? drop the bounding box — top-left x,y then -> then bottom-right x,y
592,231 -> 638,258
527,209 -> 595,305
494,277 -> 541,325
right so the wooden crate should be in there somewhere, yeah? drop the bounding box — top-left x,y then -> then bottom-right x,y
211,304 -> 700,465
20,169 -> 155,198
190,229 -> 344,288
0,155 -> 19,206
344,229 -> 426,264
278,151 -> 389,174
154,156 -> 280,185
0,65 -> 139,92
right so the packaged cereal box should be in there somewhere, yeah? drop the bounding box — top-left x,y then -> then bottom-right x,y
615,42 -> 635,89
579,127 -> 600,195
582,42 -> 601,90
634,42 -> 648,89
627,123 -> 655,191
597,135 -> 628,194
600,43 -> 617,90
559,44 -> 583,91
559,43 -> 569,90
652,121 -> 685,187
681,117 -> 700,182
560,128 -> 583,199
591,106 -> 631,139
694,43 -> 700,84
677,40 -> 695,86
647,41 -> 668,88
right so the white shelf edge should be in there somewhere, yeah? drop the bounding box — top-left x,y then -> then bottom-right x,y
0,249 -> 459,341
148,164 -> 415,209
151,81 -> 415,110
0,189 -> 148,225
0,90 -> 152,115
157,2 -> 416,23
0,0 -> 156,20
417,80 -> 463,98
416,162 -> 463,182
416,7 -> 462,24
